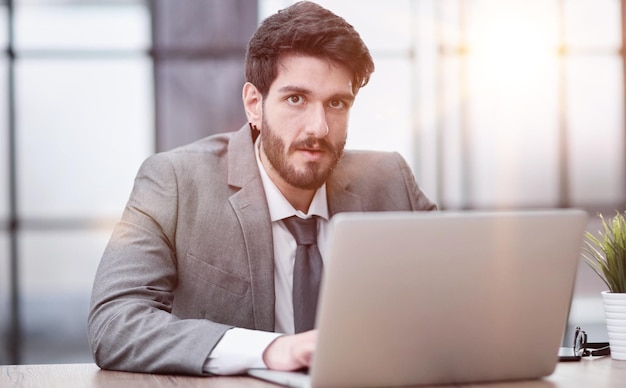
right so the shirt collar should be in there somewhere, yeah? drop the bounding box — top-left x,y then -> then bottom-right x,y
254,135 -> 329,222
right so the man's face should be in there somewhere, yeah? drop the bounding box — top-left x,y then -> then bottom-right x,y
259,54 -> 354,191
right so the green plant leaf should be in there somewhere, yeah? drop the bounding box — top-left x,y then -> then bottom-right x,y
583,210 -> 626,293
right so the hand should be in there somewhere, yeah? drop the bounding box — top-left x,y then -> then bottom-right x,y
262,330 -> 318,371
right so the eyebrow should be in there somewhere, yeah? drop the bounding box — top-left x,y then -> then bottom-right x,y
277,85 -> 312,95
277,85 -> 355,103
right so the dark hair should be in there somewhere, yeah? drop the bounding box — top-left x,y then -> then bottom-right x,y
245,1 -> 374,97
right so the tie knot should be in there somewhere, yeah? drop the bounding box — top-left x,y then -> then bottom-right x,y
283,216 -> 318,246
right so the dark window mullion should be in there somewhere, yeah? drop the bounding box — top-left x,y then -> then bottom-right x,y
6,0 -> 22,365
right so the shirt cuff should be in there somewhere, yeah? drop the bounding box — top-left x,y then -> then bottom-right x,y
204,327 -> 284,375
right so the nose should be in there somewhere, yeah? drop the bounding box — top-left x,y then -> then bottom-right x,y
305,104 -> 329,138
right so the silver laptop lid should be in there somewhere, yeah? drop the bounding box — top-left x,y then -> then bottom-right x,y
311,209 -> 587,387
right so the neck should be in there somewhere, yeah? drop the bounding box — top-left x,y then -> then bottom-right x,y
259,149 -> 316,214
279,185 -> 316,214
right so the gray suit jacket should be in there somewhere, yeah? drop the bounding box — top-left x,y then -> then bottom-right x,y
88,124 -> 436,375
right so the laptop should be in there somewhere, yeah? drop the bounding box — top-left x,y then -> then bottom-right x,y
248,209 -> 587,387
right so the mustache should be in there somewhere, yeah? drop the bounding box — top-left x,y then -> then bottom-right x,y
290,136 -> 346,162
292,136 -> 334,153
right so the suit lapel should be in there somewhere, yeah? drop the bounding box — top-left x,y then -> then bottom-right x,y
227,125 -> 275,331
224,127 -> 366,331
327,162 -> 363,216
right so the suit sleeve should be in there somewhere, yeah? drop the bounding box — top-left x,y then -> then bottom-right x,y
87,153 -> 232,375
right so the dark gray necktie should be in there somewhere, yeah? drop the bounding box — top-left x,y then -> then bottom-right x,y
283,216 -> 324,333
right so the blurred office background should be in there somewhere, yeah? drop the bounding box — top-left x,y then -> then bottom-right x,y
0,0 -> 623,364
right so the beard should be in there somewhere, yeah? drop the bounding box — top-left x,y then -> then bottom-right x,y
260,117 -> 345,190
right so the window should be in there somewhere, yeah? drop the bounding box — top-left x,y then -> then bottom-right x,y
1,0 -> 153,364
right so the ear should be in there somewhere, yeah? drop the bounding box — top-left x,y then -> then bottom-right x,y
242,82 -> 263,128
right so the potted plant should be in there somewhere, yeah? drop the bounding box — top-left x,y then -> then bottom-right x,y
582,210 -> 626,360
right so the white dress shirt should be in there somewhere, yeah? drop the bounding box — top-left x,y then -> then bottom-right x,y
205,136 -> 329,374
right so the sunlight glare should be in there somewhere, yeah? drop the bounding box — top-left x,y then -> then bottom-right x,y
467,1 -> 559,75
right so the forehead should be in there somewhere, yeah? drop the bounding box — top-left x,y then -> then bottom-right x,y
271,54 -> 354,95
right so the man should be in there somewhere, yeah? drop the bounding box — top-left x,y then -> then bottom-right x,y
88,1 -> 436,376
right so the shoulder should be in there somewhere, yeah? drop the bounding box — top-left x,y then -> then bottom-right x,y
332,150 -> 437,211
157,132 -> 234,162
338,150 -> 410,174
332,150 -> 414,190
125,134 -> 234,202
139,131 -> 237,173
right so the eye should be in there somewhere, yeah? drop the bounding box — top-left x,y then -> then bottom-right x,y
287,95 -> 305,106
329,99 -> 346,109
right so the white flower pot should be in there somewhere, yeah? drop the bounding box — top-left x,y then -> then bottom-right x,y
602,290 -> 626,360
